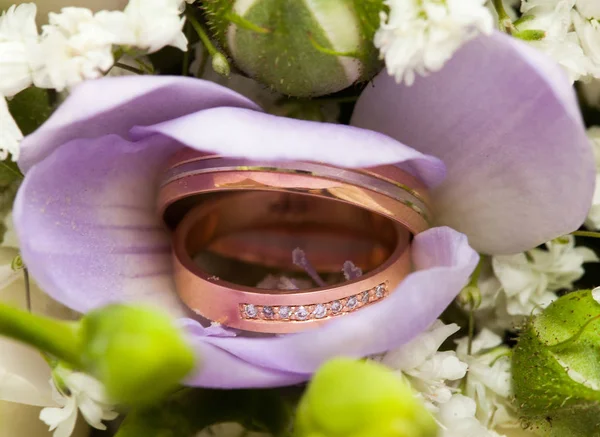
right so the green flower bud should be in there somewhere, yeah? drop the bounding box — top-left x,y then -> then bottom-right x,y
512,289 -> 600,436
211,52 -> 231,76
295,358 -> 438,437
203,0 -> 384,97
80,304 -> 196,407
0,303 -> 196,407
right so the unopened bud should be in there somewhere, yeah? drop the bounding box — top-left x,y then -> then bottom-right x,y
295,358 -> 438,437
203,0 -> 384,97
80,304 -> 196,406
211,52 -> 231,77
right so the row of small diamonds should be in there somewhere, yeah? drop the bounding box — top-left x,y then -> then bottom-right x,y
240,283 -> 388,322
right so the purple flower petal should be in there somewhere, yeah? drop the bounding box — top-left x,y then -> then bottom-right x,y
352,31 -> 595,254
14,134 -> 187,316
19,76 -> 260,173
129,107 -> 446,187
184,227 -> 478,387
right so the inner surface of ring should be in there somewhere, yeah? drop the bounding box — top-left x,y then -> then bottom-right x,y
182,191 -> 400,286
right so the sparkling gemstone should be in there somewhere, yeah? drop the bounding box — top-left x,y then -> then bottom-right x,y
346,296 -> 358,309
361,291 -> 370,303
279,306 -> 291,319
262,306 -> 274,318
244,304 -> 257,318
375,284 -> 385,299
313,304 -> 327,319
331,301 -> 342,313
296,306 -> 309,320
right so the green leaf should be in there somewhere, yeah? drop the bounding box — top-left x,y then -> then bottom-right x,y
7,87 -> 54,136
512,290 -> 600,436
0,161 -> 23,186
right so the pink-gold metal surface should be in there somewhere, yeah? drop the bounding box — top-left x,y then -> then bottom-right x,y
158,152 -> 431,235
172,192 -> 412,334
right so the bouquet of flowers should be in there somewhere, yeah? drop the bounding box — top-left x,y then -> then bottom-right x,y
1,0 -> 600,436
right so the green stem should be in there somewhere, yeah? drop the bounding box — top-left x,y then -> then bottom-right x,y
186,12 -> 219,58
466,255 -> 483,355
467,310 -> 475,355
196,44 -> 209,78
468,255 -> 483,288
114,62 -> 145,75
0,303 -> 81,367
491,0 -> 515,33
23,267 -> 30,312
572,230 -> 600,239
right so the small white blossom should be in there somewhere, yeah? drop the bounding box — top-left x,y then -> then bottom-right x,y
381,320 -> 467,409
476,236 -> 597,330
518,0 -> 592,82
375,0 -> 493,85
96,0 -> 187,54
0,96 -> 23,161
0,3 -> 39,97
31,7 -> 117,91
571,8 -> 600,76
592,286 -> 600,304
437,395 -> 501,437
585,127 -> 600,229
40,367 -> 118,437
455,330 -> 517,430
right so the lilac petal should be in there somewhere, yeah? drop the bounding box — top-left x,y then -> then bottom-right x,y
352,31 -> 595,254
19,76 -> 260,173
184,227 -> 478,386
13,134 -> 187,317
129,107 -> 447,187
186,339 -> 309,388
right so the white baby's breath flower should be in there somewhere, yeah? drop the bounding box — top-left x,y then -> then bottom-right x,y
572,8 -> 600,76
381,320 -> 467,409
31,7 -> 116,91
437,394 -> 502,437
40,366 -> 118,437
585,126 -> 600,229
0,96 -> 22,160
96,0 -> 186,54
476,236 -> 597,330
376,0 -> 493,85
0,3 -> 39,97
455,330 -> 517,430
518,0 -> 592,82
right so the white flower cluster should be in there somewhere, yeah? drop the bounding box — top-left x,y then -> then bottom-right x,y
0,0 -> 191,161
517,0 -> 600,82
381,321 -> 524,437
40,366 -> 118,437
475,235 -> 597,331
375,0 -> 494,85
